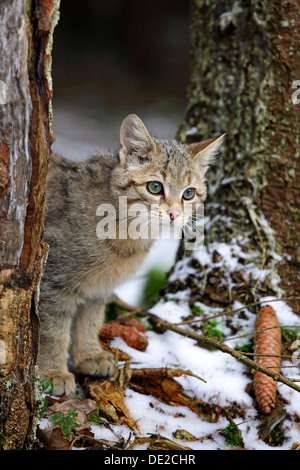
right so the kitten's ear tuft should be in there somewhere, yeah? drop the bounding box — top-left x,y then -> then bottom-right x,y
189,133 -> 225,173
119,114 -> 156,167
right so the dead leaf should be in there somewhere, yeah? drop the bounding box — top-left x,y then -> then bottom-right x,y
127,434 -> 192,450
48,398 -> 99,429
148,436 -> 192,450
87,379 -> 139,433
37,425 -> 70,450
130,367 -> 206,383
127,436 -> 153,449
291,442 -> 300,450
115,362 -> 133,394
48,398 -> 98,416
99,340 -> 132,361
173,429 -> 197,441
129,375 -> 219,422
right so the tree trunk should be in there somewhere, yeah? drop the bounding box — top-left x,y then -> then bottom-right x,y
175,0 -> 300,315
0,0 -> 60,450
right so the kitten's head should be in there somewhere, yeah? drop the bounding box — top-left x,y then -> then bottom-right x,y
112,114 -> 224,241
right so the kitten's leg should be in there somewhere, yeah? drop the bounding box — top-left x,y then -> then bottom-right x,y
38,302 -> 75,396
71,301 -> 115,377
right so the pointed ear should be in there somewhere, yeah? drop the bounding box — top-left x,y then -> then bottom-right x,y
188,133 -> 225,173
119,114 -> 156,168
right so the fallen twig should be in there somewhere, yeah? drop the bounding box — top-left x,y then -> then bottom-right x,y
111,296 -> 300,394
130,367 -> 206,383
175,296 -> 300,326
141,314 -> 300,393
219,325 -> 299,344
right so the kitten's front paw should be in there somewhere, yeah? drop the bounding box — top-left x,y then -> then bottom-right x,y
74,351 -> 115,378
41,371 -> 76,396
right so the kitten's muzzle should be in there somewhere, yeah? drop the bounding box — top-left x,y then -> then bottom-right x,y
168,209 -> 181,221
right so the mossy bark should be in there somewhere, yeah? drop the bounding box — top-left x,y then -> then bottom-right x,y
0,0 -> 60,450
176,0 -> 300,314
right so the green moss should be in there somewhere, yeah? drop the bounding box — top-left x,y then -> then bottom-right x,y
234,342 -> 253,353
225,423 -> 243,447
203,319 -> 224,340
191,304 -> 204,316
281,327 -> 300,343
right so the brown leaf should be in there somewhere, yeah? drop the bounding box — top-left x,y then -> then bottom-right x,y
115,362 -> 133,394
48,398 -> 98,431
37,425 -> 70,450
48,398 -> 99,429
129,375 -> 219,422
99,340 -> 132,361
173,429 -> 197,441
127,434 -> 192,450
253,305 -> 282,414
130,367 -> 206,383
99,317 -> 148,351
87,379 -> 139,433
48,398 -> 98,415
148,436 -> 192,450
291,442 -> 300,450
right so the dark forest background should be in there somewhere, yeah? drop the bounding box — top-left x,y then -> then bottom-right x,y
52,0 -> 190,159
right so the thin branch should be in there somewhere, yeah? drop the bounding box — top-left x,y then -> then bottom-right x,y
175,296 -> 300,326
111,295 -> 300,393
220,325 -> 300,343
130,367 -> 207,383
240,353 -> 291,359
136,309 -> 300,394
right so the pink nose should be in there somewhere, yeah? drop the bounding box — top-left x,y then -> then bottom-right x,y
169,210 -> 181,221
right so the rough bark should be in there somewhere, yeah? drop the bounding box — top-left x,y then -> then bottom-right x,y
0,0 -> 60,450
175,0 -> 300,315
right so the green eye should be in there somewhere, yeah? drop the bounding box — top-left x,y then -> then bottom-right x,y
183,188 -> 195,200
147,181 -> 163,195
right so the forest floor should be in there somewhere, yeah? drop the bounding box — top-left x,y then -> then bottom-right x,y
37,238 -> 300,451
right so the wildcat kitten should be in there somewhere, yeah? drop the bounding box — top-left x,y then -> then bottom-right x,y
39,114 -> 224,395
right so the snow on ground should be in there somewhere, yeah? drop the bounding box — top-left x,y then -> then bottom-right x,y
93,295 -> 300,450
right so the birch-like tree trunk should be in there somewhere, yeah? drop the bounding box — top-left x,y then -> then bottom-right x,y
174,0 -> 300,315
0,0 -> 60,450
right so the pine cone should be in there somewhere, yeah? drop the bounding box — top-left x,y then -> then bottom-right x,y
99,318 -> 148,351
253,306 -> 281,414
